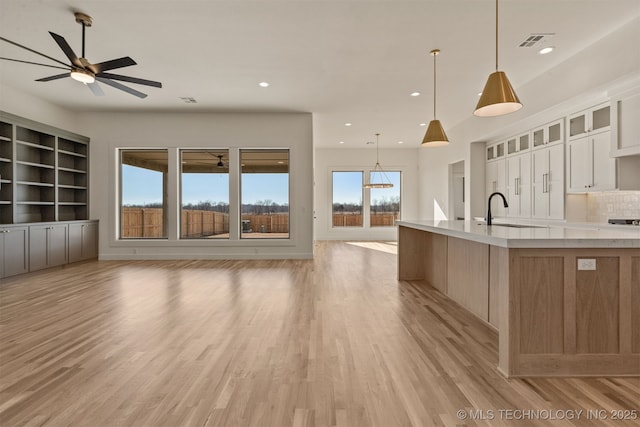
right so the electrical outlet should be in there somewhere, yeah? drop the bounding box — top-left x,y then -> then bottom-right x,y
577,258 -> 596,270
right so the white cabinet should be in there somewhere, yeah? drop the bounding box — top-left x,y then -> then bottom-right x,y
69,221 -> 98,263
507,132 -> 531,155
532,144 -> 564,220
29,223 -> 68,272
611,87 -> 640,157
568,103 -> 610,140
567,132 -> 616,192
0,225 -> 29,278
532,119 -> 563,148
486,141 -> 506,161
506,153 -> 531,218
486,159 -> 507,217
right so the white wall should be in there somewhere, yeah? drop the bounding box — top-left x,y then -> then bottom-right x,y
314,147 -> 418,240
418,17 -> 640,221
0,84 -> 79,133
76,112 -> 314,260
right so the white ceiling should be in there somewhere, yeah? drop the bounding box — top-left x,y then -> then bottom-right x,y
1,0 -> 638,148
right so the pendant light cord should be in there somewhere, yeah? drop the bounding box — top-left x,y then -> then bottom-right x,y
433,51 -> 437,119
375,133 -> 380,164
495,0 -> 499,71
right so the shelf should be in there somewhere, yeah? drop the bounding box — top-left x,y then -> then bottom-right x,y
58,167 -> 86,174
2,115 -> 89,224
58,149 -> 87,158
16,160 -> 55,169
16,140 -> 55,151
16,201 -> 55,206
16,181 -> 54,187
58,184 -> 87,190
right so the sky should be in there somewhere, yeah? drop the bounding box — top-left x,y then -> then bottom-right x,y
332,171 -> 401,205
122,165 -> 289,206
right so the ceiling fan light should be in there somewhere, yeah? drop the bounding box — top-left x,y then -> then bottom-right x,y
422,120 -> 449,146
70,68 -> 95,84
474,71 -> 522,117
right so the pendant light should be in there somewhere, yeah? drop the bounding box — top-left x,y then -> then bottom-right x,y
364,133 -> 393,189
422,49 -> 449,147
474,0 -> 522,117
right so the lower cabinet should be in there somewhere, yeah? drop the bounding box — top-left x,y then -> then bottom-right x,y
29,224 -> 68,272
0,220 -> 97,278
69,222 -> 98,263
0,225 -> 29,278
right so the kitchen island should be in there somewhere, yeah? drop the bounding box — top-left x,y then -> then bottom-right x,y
397,220 -> 640,377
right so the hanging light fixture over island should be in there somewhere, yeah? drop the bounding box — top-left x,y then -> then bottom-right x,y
422,48 -> 449,147
474,0 -> 523,117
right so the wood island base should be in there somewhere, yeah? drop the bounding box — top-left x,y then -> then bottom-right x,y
398,224 -> 640,377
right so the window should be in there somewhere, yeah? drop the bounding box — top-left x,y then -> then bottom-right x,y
332,171 -> 363,227
180,150 -> 230,239
120,150 -> 168,238
370,171 -> 400,227
240,149 -> 289,239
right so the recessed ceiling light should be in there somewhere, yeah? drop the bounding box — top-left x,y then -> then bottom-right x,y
259,81 -> 270,87
538,46 -> 554,55
419,123 -> 427,127
345,123 -> 352,126
411,92 -> 421,97
339,141 -> 345,144
397,141 -> 404,144
277,161 -> 284,164
478,92 -> 483,96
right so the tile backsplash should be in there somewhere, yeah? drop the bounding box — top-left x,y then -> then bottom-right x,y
586,191 -> 640,223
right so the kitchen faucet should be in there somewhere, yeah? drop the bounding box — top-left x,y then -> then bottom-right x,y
486,192 -> 509,225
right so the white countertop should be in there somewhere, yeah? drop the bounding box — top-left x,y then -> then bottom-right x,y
397,219 -> 640,248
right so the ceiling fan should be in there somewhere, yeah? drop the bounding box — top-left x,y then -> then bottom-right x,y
0,12 -> 162,98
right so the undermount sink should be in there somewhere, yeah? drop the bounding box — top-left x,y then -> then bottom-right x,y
487,223 -> 548,229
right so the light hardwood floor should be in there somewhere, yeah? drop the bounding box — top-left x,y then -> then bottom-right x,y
1,241 -> 638,427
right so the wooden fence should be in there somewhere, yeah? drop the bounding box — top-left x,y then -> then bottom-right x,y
122,208 -> 166,238
332,213 -> 399,227
121,208 -> 289,238
241,214 -> 289,233
181,210 -> 229,238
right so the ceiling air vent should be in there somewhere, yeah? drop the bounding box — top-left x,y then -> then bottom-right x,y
518,33 -> 555,48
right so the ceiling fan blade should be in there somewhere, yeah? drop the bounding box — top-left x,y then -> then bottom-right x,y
97,72 -> 162,88
87,81 -> 104,96
36,73 -> 70,82
96,77 -> 147,98
0,36 -> 70,68
89,57 -> 136,74
0,57 -> 70,71
48,32 -> 82,68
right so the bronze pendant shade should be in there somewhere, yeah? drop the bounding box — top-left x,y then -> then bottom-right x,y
473,0 -> 522,117
422,49 -> 449,146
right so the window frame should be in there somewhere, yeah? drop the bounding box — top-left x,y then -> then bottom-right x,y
119,148 -> 169,240
331,170 -> 365,228
179,149 -> 231,240
239,148 -> 291,240
330,168 -> 401,230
